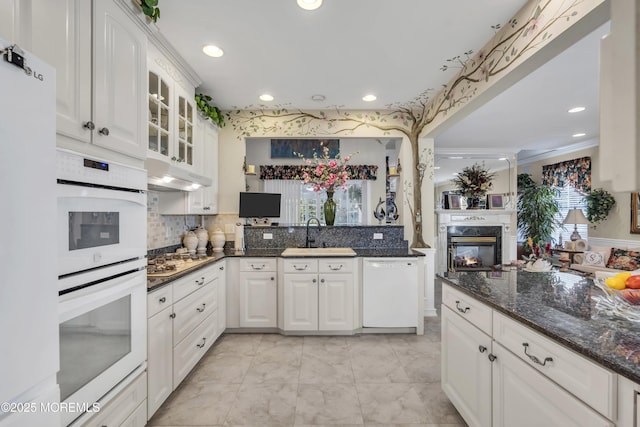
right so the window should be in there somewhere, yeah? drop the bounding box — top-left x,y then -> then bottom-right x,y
553,186 -> 588,243
264,180 -> 368,225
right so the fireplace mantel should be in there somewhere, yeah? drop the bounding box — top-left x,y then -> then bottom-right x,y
435,209 -> 516,273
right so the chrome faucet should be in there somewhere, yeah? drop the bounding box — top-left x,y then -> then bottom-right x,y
305,217 -> 322,248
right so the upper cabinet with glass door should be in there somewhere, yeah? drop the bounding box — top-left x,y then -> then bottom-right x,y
146,52 -> 198,172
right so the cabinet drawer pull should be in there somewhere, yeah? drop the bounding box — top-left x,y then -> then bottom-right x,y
270,276 -> 275,281
328,264 -> 343,271
196,277 -> 206,285
196,303 -> 206,313
293,264 -> 308,271
196,337 -> 206,349
522,343 -> 553,366
455,300 -> 470,313
219,266 -> 224,270
251,264 -> 265,270
159,296 -> 166,304
479,345 -> 487,353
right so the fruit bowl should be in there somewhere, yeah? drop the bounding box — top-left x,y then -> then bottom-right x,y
592,279 -> 640,322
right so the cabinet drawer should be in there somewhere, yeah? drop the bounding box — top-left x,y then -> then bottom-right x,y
319,258 -> 354,273
173,312 -> 217,386
283,259 -> 318,273
442,283 -> 492,335
147,285 -> 173,318
240,258 -> 277,272
173,283 -> 217,344
84,371 -> 147,427
493,311 -> 616,419
172,270 -> 211,302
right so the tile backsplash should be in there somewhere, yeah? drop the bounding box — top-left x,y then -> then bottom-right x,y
147,191 -> 198,250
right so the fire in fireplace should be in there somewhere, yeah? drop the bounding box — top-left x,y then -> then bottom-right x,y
447,226 -> 502,271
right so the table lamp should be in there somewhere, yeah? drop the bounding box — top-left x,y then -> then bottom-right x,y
563,208 -> 589,241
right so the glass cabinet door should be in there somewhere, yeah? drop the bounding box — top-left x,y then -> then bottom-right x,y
148,71 -> 170,157
177,94 -> 194,166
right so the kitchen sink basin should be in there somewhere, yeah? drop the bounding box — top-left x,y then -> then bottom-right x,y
281,247 -> 357,257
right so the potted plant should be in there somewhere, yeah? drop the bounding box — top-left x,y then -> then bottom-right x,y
517,173 -> 562,252
195,93 -> 225,128
584,188 -> 616,225
451,162 -> 496,209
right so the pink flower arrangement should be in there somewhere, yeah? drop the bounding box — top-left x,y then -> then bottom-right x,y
297,144 -> 355,192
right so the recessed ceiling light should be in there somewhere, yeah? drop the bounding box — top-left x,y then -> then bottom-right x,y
572,132 -> 586,138
434,166 -> 441,170
202,45 -> 224,58
449,156 -> 463,160
568,106 -> 586,113
362,94 -> 377,102
162,176 -> 174,183
499,157 -> 507,161
297,0 -> 322,10
190,183 -> 201,190
259,94 -> 274,102
311,94 -> 326,102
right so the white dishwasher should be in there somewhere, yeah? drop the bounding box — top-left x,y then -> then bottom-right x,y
362,258 -> 418,327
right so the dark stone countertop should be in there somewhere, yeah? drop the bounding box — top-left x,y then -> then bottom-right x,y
439,270 -> 640,384
148,247 -> 424,291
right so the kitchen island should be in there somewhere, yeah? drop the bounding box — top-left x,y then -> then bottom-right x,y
439,270 -> 640,426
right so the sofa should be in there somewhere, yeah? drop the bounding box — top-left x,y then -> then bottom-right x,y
569,239 -> 640,277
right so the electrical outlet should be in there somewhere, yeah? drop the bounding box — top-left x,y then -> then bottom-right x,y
373,233 -> 383,240
263,233 -> 273,240
224,224 -> 235,234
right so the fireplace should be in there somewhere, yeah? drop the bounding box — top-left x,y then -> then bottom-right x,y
447,226 -> 502,271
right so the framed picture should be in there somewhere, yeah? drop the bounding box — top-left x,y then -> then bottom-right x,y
447,194 -> 461,210
488,194 -> 504,209
631,193 -> 640,234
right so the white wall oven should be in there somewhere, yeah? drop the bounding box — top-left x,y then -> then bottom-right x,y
56,149 -> 147,426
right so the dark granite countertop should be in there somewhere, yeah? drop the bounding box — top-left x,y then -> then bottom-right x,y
148,247 -> 424,291
439,270 -> 640,384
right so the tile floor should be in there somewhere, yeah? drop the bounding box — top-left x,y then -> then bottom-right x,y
148,279 -> 467,427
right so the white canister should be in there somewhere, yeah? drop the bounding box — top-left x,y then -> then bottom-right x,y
183,231 -> 198,253
195,227 -> 209,250
211,228 -> 225,253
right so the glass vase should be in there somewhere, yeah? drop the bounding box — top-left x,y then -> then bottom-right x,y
324,190 -> 336,226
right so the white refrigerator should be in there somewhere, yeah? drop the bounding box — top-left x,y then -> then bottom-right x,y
0,38 -> 60,426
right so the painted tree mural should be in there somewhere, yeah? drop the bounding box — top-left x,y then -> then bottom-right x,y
225,0 -> 596,248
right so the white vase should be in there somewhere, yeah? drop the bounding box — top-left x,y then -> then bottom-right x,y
183,231 -> 198,253
211,228 -> 225,253
195,227 -> 209,250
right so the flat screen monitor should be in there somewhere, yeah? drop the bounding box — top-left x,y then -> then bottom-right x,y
239,192 -> 281,218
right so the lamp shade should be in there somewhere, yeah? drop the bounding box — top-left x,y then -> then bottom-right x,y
563,208 -> 589,225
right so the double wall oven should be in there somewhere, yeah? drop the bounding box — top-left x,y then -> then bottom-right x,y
56,149 -> 147,426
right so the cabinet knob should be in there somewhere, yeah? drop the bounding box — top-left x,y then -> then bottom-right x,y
312,278 -> 317,283
98,127 -> 110,136
83,121 -> 95,130
219,266 -> 224,270
320,278 -> 325,283
478,345 -> 487,353
270,277 -> 275,281
159,297 -> 166,304
488,353 -> 497,362
169,313 -> 176,319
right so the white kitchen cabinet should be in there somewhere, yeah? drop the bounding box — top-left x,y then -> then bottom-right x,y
215,262 -> 227,338
282,258 -> 355,332
29,0 -> 147,161
617,375 -> 640,427
146,260 -> 224,420
441,305 -> 492,427
190,116 -> 220,214
239,258 -> 278,328
441,282 -> 616,427
492,342 -> 612,427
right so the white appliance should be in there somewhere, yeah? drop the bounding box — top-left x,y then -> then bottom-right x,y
56,149 -> 147,426
0,41 -> 60,426
56,149 -> 147,289
362,258 -> 419,327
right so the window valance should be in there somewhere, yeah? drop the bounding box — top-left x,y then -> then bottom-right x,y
541,156 -> 591,193
259,165 -> 378,180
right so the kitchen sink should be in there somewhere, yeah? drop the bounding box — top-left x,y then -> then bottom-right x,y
281,247 -> 357,257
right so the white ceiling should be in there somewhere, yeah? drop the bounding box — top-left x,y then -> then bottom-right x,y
156,1 -> 609,184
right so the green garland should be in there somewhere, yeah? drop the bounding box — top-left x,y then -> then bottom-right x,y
584,188 -> 616,224
195,93 -> 225,128
140,0 -> 160,23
